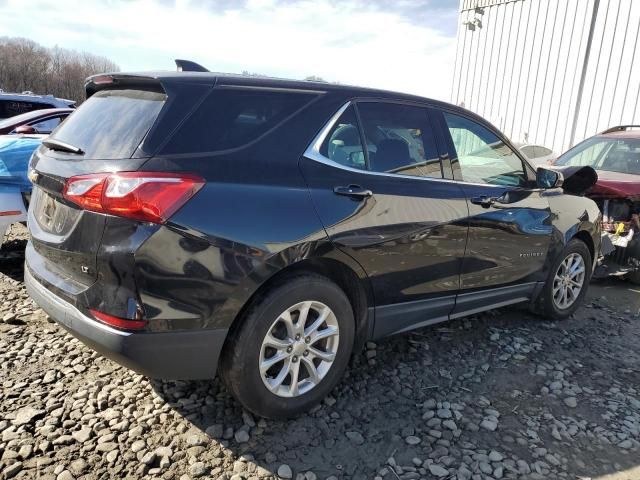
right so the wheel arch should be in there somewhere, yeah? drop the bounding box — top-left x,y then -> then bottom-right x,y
223,255 -> 373,359
572,230 -> 596,262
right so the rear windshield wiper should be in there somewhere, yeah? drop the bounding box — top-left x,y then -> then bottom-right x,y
42,139 -> 84,155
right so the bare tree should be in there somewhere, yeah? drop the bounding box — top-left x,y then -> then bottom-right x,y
0,37 -> 119,104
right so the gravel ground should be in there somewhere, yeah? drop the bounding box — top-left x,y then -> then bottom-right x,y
1,223 -> 640,480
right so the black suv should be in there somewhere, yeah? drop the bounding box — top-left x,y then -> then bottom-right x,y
26,70 -> 601,418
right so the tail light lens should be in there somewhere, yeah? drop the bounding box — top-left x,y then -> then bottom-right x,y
63,172 -> 204,224
90,309 -> 146,331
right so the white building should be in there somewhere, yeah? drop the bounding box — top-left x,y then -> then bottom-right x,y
452,0 -> 640,155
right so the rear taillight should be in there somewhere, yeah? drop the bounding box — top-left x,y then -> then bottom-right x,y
90,309 -> 146,331
63,172 -> 204,224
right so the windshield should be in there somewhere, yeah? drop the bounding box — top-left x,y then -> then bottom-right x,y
49,89 -> 166,159
555,136 -> 640,175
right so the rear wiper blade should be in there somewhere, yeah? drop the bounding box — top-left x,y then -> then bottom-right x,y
42,139 -> 84,155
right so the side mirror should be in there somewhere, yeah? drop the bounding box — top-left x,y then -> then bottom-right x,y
537,167 -> 563,189
14,125 -> 36,134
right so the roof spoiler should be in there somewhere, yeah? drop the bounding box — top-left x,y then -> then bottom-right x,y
175,59 -> 209,72
599,125 -> 640,134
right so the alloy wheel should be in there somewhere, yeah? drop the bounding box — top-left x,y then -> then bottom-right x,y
552,252 -> 586,310
259,301 -> 339,398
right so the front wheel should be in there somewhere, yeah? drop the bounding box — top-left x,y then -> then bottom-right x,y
538,239 -> 592,320
220,274 -> 355,419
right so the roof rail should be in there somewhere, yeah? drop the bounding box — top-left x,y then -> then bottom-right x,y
175,59 -> 209,73
599,125 -> 640,134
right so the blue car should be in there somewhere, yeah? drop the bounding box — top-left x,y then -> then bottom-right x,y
0,134 -> 42,244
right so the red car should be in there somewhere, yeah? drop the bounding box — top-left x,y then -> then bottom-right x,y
554,125 -> 640,282
0,108 -> 73,135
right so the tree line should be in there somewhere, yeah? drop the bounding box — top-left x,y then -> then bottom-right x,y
0,37 -> 119,105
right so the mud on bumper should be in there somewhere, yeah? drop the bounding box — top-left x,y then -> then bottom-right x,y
25,265 -> 227,380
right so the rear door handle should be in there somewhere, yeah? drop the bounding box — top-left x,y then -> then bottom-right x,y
470,195 -> 497,208
334,185 -> 373,199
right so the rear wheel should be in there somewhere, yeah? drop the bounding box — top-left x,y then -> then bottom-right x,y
220,274 -> 355,419
538,239 -> 592,320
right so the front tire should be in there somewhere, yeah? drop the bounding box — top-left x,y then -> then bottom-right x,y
220,274 -> 355,419
538,239 -> 592,320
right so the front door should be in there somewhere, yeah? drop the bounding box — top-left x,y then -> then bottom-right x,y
436,110 -> 553,317
301,101 -> 469,338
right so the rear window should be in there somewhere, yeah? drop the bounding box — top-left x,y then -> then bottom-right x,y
49,89 -> 166,159
0,100 -> 53,119
162,89 -> 317,154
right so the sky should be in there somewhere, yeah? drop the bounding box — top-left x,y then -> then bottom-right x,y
0,0 -> 460,101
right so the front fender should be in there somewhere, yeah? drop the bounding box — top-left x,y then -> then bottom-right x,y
543,190 -> 601,274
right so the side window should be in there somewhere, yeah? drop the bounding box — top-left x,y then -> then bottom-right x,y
357,102 -> 442,178
320,106 -> 366,170
444,112 -> 526,187
30,116 -> 63,134
162,89 -> 317,154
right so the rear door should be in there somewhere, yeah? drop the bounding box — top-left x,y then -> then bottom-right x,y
301,100 -> 469,338
28,87 -> 167,288
434,109 -> 553,316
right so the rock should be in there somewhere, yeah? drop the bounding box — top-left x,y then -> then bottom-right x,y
619,439 -> 633,449
141,452 -> 156,465
69,459 -> 88,476
106,450 -> 119,463
13,406 -> 45,426
235,430 -> 250,443
305,472 -> 317,480
57,471 -> 75,480
564,397 -> 578,408
488,451 -> 503,462
423,399 -> 437,409
190,462 -> 207,477
405,435 -> 421,445
2,462 -> 23,479
186,433 -> 207,446
72,427 -> 92,443
43,370 -> 57,383
205,424 -> 224,438
131,439 -> 146,453
346,431 -> 365,445
442,420 -> 457,431
481,419 -> 499,431
428,464 -> 449,477
155,446 -> 173,458
277,464 -> 293,479
457,466 -> 472,480
18,444 -> 33,459
437,409 -> 452,419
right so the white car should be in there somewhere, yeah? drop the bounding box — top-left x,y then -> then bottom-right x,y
514,143 -> 557,166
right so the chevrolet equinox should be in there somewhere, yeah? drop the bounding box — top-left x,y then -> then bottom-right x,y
26,68 -> 601,418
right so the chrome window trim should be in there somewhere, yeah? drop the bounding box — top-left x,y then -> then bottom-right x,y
303,101 -> 516,189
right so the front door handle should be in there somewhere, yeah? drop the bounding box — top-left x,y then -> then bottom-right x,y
334,185 -> 373,199
470,195 -> 497,208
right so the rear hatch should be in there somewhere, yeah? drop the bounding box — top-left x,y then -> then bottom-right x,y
28,84 -> 167,291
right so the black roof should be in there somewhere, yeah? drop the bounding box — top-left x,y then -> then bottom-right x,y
87,70 -> 456,107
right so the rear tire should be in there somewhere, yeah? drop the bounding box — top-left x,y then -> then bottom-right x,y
538,239 -> 592,320
220,274 -> 355,419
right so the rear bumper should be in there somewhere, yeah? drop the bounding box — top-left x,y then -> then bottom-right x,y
25,265 -> 227,380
